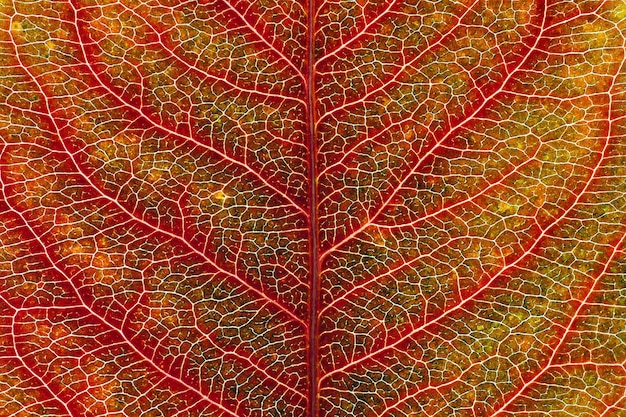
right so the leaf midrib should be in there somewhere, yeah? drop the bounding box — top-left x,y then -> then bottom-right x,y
306,0 -> 320,415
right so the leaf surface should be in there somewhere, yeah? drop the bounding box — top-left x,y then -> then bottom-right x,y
0,0 -> 625,416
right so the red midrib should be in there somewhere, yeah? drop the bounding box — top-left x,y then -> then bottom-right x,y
306,1 -> 320,416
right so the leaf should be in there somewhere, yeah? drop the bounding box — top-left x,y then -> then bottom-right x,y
0,0 -> 625,416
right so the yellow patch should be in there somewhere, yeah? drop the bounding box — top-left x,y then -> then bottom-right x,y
612,0 -> 626,20
212,190 -> 229,204
11,21 -> 22,33
497,201 -> 517,215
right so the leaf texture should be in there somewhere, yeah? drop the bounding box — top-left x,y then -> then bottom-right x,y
0,0 -> 625,416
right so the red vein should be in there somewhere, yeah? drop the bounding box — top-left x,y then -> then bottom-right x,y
380,356 -> 498,417
78,1 -> 305,106
318,235 -> 478,317
5,307 -> 73,417
218,0 -> 306,83
315,0 -> 481,125
371,119 -> 600,230
315,0 -> 397,63
65,2 -> 308,217
491,27 -> 626,417
319,113 -> 614,385
111,0 -> 305,106
2,152 -> 307,402
7,20 -> 306,327
319,5 -> 546,261
492,230 -> 626,417
1,189 -> 240,417
320,17 -> 625,403
306,0 -> 321,414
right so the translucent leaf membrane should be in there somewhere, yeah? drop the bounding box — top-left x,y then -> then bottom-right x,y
0,0 -> 625,416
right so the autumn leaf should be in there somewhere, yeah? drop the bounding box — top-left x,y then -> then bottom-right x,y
1,0 -> 625,416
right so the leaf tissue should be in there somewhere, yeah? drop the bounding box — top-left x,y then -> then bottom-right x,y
0,0 -> 625,416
